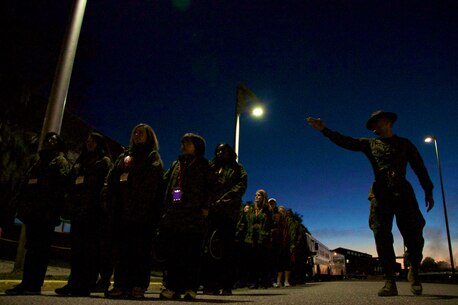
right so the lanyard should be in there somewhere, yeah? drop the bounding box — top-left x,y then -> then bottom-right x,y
177,162 -> 182,188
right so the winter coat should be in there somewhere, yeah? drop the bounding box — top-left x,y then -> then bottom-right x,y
209,160 -> 247,222
16,151 -> 70,225
240,206 -> 272,247
272,213 -> 290,250
160,154 -> 215,233
106,147 -> 163,225
64,153 -> 111,222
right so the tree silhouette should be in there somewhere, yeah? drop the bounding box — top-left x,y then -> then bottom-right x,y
420,257 -> 438,272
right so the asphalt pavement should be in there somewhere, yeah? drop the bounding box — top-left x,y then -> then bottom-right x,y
1,281 -> 458,305
1,260 -> 458,305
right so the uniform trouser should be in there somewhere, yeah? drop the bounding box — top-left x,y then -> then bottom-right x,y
68,219 -> 99,291
201,216 -> 237,291
369,182 -> 426,279
98,214 -> 114,286
234,241 -> 251,286
163,231 -> 204,293
275,246 -> 293,271
247,243 -> 272,287
22,222 -> 56,289
113,221 -> 153,289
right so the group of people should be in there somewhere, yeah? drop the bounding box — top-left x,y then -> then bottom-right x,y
3,124 -> 252,300
2,109 -> 435,299
233,193 -> 308,291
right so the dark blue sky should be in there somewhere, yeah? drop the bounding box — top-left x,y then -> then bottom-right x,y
68,0 -> 458,261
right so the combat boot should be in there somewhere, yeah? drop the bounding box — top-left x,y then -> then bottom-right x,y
377,279 -> 398,296
408,267 -> 423,295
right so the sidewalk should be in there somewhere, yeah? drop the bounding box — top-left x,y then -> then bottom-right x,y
0,259 -> 70,293
0,259 -> 164,293
0,259 -> 70,278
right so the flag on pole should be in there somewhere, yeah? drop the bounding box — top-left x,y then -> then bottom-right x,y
236,83 -> 261,114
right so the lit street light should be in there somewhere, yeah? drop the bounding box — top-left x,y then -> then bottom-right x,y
234,83 -> 264,160
424,135 -> 455,276
252,106 -> 264,117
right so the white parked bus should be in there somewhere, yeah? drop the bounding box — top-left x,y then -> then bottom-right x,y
305,233 -> 346,279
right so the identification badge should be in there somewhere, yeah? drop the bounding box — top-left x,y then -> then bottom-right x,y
173,187 -> 182,203
124,155 -> 133,168
75,176 -> 84,185
120,172 -> 129,182
28,178 -> 38,185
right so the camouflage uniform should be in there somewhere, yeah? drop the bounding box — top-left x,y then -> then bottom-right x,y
63,153 -> 112,294
106,147 -> 164,291
239,205 -> 273,288
321,128 -> 433,278
15,150 -> 70,291
201,156 -> 247,293
209,160 -> 247,223
16,152 -> 70,226
160,152 -> 215,294
160,155 -> 213,233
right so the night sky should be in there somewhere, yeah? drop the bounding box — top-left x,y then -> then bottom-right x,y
45,1 -> 458,263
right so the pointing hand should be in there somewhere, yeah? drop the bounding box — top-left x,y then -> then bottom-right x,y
306,117 -> 326,131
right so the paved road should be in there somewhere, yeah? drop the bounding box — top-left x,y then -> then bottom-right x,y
1,281 -> 457,305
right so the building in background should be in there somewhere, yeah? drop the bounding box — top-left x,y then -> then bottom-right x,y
333,247 -> 373,279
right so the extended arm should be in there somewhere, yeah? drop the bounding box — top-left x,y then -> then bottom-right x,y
306,117 -> 369,152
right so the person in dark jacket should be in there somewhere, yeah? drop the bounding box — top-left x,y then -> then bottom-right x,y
5,132 -> 70,295
239,189 -> 273,289
201,144 -> 247,295
104,124 -> 164,299
233,203 -> 252,288
159,133 -> 214,300
272,205 -> 293,288
55,132 -> 112,296
307,111 -> 434,297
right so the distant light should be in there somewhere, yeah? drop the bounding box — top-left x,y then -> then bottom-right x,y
252,107 -> 264,117
424,136 -> 434,143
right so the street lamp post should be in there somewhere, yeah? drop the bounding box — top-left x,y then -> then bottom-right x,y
234,83 -> 264,160
424,135 -> 455,276
40,0 -> 88,148
14,0 -> 88,273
